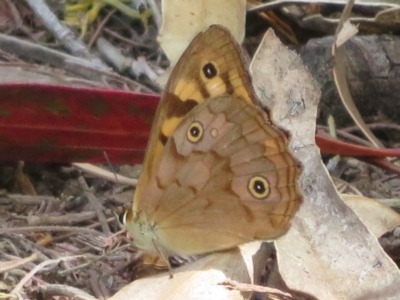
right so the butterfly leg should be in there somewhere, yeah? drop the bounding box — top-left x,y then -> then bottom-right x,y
152,239 -> 174,278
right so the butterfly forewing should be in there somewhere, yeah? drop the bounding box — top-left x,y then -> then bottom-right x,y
136,25 -> 259,191
127,25 -> 302,258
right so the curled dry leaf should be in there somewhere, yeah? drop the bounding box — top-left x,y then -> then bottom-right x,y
250,28 -> 400,300
341,194 -> 400,238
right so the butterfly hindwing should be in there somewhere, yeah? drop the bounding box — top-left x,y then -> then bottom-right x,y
138,25 -> 259,188
133,95 -> 301,255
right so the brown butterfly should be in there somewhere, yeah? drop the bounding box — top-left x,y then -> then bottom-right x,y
123,25 -> 302,264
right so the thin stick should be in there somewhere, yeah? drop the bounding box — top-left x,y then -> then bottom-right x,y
87,8 -> 117,49
78,176 -> 111,236
24,0 -> 107,69
11,255 -> 90,295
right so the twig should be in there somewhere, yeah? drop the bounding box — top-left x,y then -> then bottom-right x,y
56,243 -> 131,276
0,226 -> 102,235
11,255 -> 92,295
38,284 -> 98,300
96,37 -> 158,80
146,0 -> 162,30
88,8 -> 117,49
102,27 -> 152,49
333,177 -> 363,196
26,211 -> 99,226
78,176 -> 111,236
220,279 -> 293,298
341,123 -> 400,134
88,268 -> 109,299
0,194 -> 60,206
317,125 -> 374,147
0,33 -> 108,78
24,0 -> 107,69
0,33 -> 155,93
0,252 -> 39,273
100,248 -> 138,278
247,0 -> 399,13
6,0 -> 37,41
51,216 -> 118,243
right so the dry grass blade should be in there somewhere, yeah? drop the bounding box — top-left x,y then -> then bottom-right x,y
73,163 -> 138,186
220,280 -> 292,299
24,0 -> 107,68
38,284 -> 98,300
11,255 -> 91,295
78,176 -> 111,236
0,252 -> 39,273
332,0 -> 384,148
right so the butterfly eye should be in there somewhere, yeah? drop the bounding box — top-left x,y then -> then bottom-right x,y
202,62 -> 218,79
187,121 -> 204,143
248,176 -> 270,199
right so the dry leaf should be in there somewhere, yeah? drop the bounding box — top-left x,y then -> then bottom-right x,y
158,0 -> 246,67
342,194 -> 400,238
108,242 -> 268,300
335,20 -> 358,47
15,161 -> 36,195
250,27 -> 400,300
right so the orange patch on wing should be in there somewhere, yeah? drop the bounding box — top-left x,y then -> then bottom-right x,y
229,69 -> 253,104
161,117 -> 182,138
264,139 -> 281,153
175,80 -> 204,102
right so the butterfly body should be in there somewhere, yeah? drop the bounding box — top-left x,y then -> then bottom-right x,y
124,25 -> 302,259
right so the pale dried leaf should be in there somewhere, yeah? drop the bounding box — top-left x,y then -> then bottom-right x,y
336,20 -> 358,47
250,29 -> 400,300
158,0 -> 246,67
341,194 -> 400,237
109,242 -> 268,300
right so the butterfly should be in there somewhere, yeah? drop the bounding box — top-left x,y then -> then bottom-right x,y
122,25 -> 302,266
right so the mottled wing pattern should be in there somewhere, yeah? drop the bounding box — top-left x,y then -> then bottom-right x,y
137,95 -> 301,255
136,25 -> 259,194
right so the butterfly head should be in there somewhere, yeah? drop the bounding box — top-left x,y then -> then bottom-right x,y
121,208 -> 160,254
